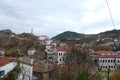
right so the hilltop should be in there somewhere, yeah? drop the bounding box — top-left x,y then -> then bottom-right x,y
52,29 -> 120,46
52,31 -> 86,41
0,29 -> 45,55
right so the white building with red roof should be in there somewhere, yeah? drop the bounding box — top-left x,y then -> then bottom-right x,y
0,48 -> 5,57
57,47 -> 70,66
89,51 -> 114,61
97,52 -> 120,70
39,35 -> 52,45
18,57 -> 33,80
28,48 -> 36,55
0,58 -> 16,78
46,44 -> 57,63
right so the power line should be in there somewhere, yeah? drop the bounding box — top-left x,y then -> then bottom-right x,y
106,0 -> 115,29
106,0 -> 119,43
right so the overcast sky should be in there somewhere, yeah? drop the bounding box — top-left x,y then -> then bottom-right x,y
0,0 -> 120,37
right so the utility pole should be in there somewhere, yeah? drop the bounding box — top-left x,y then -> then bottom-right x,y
107,66 -> 110,80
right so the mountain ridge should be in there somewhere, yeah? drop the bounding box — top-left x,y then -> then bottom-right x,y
52,29 -> 120,41
52,31 -> 86,41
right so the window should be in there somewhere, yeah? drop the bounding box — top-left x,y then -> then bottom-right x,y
111,60 -> 113,62
106,66 -> 107,68
111,66 -> 113,68
108,60 -> 110,62
0,70 -> 5,76
118,60 -> 119,63
60,58 -> 61,61
114,66 -> 115,68
105,60 -> 107,62
114,60 -> 115,62
59,53 -> 60,55
63,58 -> 65,61
103,60 -> 104,63
48,57 -> 52,59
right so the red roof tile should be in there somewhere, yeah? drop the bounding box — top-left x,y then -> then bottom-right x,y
28,48 -> 36,50
90,51 -> 114,55
0,58 -> 13,67
0,48 -> 5,51
57,47 -> 70,51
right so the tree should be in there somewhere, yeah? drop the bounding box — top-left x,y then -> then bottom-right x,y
59,66 -> 74,80
110,73 -> 120,80
75,68 -> 89,80
110,65 -> 120,80
5,51 -> 14,56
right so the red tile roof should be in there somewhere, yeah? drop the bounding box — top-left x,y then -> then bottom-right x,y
0,48 -> 5,51
90,51 -> 114,55
33,61 -> 54,73
97,54 -> 120,58
0,58 -> 13,67
28,48 -> 36,50
57,47 -> 70,51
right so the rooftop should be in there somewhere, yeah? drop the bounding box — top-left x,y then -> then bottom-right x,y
57,47 -> 70,51
33,61 -> 54,73
28,48 -> 36,50
0,58 -> 13,67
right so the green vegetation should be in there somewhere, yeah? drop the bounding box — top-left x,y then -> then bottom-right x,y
52,31 -> 85,41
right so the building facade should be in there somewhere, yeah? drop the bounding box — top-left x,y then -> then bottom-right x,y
0,58 -> 16,78
57,47 -> 70,66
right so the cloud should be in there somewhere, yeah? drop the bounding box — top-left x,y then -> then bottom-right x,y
0,0 -> 120,37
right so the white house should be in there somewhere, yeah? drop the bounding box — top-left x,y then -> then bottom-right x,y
28,48 -> 36,55
18,57 -> 33,80
57,47 -> 70,66
45,44 -> 57,63
0,48 -> 5,56
89,51 -> 113,61
0,58 -> 16,78
97,54 -> 120,70
39,35 -> 51,45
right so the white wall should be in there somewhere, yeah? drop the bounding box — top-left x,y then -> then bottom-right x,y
58,51 -> 66,65
0,62 -> 16,78
0,50 -> 5,55
18,63 -> 33,80
98,58 -> 116,70
28,50 -> 36,55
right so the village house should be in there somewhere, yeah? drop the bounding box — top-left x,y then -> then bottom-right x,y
33,60 -> 54,80
39,35 -> 52,45
97,54 -> 120,70
0,48 -> 5,57
90,50 -> 120,70
45,44 -> 57,63
28,48 -> 36,55
18,57 -> 34,80
0,58 -> 16,78
57,47 -> 70,66
89,51 -> 113,61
